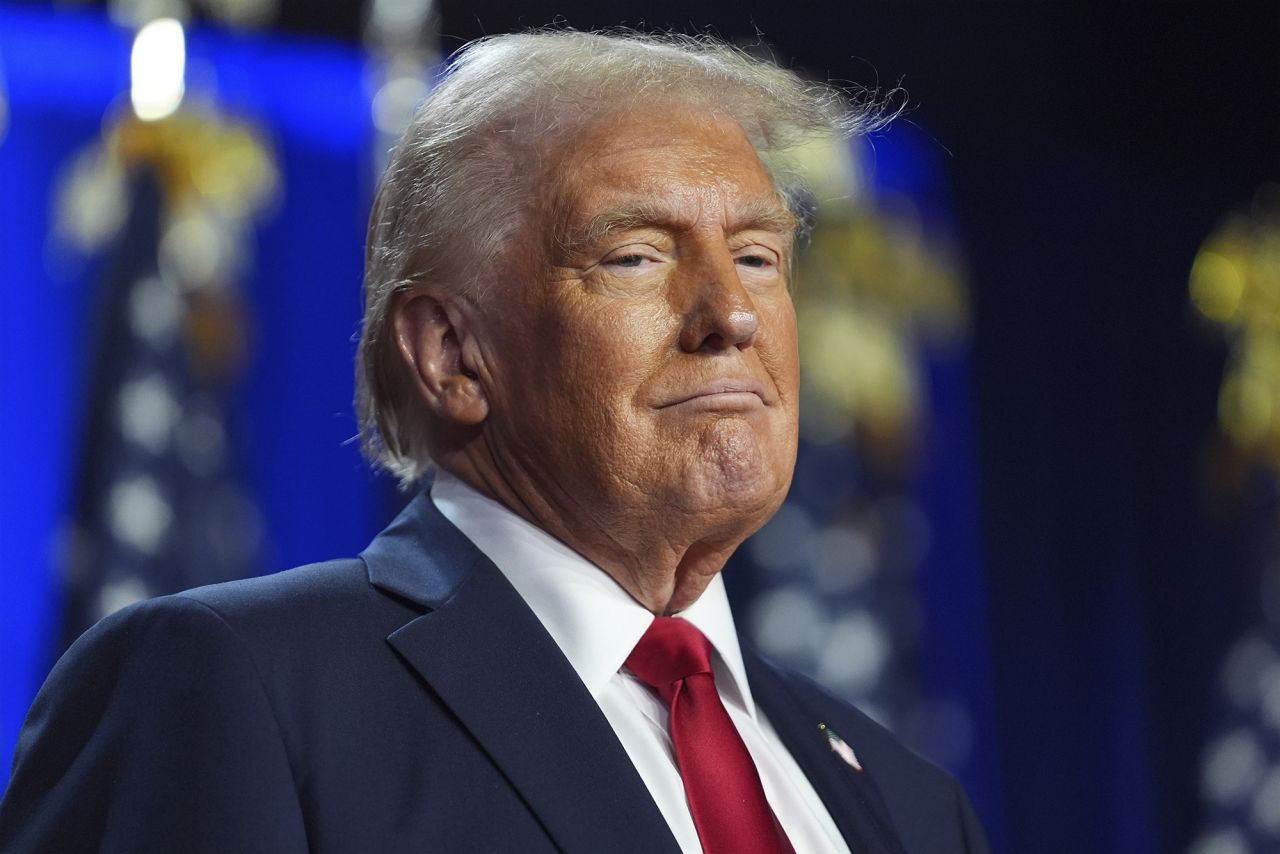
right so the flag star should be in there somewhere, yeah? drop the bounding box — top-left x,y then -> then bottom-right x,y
175,399 -> 227,475
1258,660 -> 1280,732
1203,728 -> 1266,806
1250,763 -> 1280,836
128,275 -> 182,346
118,374 -> 182,454
95,576 -> 152,620
1188,827 -> 1249,854
817,610 -> 890,694
108,475 -> 173,555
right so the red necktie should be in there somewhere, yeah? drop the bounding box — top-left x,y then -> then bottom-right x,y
625,617 -> 795,854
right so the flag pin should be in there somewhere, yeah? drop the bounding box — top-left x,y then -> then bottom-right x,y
819,723 -> 863,771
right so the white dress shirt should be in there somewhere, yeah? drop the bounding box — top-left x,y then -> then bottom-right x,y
431,470 -> 850,854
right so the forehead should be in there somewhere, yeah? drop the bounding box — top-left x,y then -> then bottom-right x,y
547,111 -> 789,231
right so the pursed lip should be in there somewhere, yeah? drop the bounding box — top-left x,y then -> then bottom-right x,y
658,378 -> 769,409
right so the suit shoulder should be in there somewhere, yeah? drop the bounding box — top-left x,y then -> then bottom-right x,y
170,557 -> 420,657
44,559 -> 381,660
177,558 -> 372,613
55,590 -> 256,674
2,591 -> 309,853
49,558 -> 414,695
29,588 -> 284,731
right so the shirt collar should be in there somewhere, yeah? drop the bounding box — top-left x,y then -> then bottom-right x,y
430,469 -> 757,717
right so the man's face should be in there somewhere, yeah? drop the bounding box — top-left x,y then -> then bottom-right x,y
472,110 -> 800,543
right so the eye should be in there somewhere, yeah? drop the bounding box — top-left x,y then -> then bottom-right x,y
600,246 -> 665,274
734,246 -> 780,271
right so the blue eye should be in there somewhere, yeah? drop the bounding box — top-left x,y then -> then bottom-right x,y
612,254 -> 646,268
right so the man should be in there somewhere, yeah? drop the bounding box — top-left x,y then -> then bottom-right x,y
0,31 -> 991,853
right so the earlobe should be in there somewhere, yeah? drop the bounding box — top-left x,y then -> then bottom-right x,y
392,291 -> 490,427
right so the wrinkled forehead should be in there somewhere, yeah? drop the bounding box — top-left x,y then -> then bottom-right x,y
539,110 -> 797,245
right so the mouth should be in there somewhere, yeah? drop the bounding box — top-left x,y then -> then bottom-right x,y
659,379 -> 769,411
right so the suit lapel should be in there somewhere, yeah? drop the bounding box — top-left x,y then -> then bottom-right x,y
363,492 -> 680,854
744,650 -> 909,854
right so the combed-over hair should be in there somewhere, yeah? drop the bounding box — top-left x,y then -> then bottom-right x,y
356,29 -> 895,486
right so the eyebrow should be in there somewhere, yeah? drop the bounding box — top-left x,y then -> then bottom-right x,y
557,197 -> 799,253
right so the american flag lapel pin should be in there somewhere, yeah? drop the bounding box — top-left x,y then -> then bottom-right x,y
819,723 -> 863,772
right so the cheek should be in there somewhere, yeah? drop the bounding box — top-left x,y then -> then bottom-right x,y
760,297 -> 801,385
551,301 -> 673,395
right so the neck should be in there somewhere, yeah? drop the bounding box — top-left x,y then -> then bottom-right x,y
437,449 -> 749,614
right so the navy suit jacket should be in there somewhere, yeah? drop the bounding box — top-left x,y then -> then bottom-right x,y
0,492 -> 991,853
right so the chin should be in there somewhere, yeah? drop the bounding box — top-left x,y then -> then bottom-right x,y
685,421 -> 793,519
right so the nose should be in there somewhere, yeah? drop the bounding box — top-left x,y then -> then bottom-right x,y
677,251 -> 760,353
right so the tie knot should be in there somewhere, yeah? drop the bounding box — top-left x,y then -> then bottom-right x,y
625,617 -> 714,690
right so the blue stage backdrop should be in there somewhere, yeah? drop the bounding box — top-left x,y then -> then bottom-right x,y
0,3 -> 384,781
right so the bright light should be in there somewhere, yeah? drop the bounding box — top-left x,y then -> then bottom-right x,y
130,18 -> 185,122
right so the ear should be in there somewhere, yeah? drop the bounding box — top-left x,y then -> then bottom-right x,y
392,290 -> 490,427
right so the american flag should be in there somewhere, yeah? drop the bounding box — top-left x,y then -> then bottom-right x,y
1188,617 -> 1280,853
58,162 -> 263,651
734,437 -> 932,754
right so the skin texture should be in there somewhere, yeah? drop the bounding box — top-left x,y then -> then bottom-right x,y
394,110 -> 801,614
